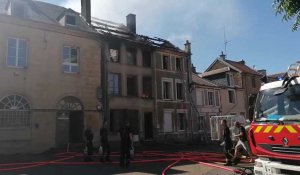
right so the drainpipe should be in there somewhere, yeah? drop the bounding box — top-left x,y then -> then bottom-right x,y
100,41 -> 109,125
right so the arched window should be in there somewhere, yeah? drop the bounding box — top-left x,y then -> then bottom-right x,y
56,96 -> 83,118
0,95 -> 31,128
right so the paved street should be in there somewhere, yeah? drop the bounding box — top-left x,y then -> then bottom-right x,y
0,144 -> 254,175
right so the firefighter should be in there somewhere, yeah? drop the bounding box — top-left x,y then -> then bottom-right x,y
119,122 -> 133,167
232,122 -> 253,165
100,121 -> 111,162
221,119 -> 233,166
84,126 -> 94,162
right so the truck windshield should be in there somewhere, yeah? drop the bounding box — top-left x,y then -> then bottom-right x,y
255,85 -> 300,122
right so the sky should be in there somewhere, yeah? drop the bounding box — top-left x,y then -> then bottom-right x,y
41,0 -> 300,75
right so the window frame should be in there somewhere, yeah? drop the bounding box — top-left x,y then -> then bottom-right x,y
127,47 -> 137,65
162,55 -> 170,70
108,73 -> 121,96
6,37 -> 28,68
228,89 -> 236,104
142,76 -> 152,99
162,78 -> 173,100
62,46 -> 80,73
142,51 -> 151,67
177,112 -> 187,131
207,90 -> 215,106
65,15 -> 76,26
126,75 -> 138,97
175,57 -> 183,71
226,73 -> 234,87
175,79 -> 184,101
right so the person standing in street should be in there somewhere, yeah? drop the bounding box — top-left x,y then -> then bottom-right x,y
119,122 -> 133,167
100,121 -> 111,162
221,119 -> 233,166
232,122 -> 254,165
84,126 -> 94,162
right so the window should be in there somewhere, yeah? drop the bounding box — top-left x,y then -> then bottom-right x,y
228,90 -> 236,104
11,2 -> 26,18
207,91 -> 215,106
196,90 -> 204,106
178,113 -> 187,131
176,57 -> 183,71
252,78 -> 256,88
0,95 -> 30,128
109,43 -> 120,62
62,46 -> 79,73
7,38 -> 27,68
65,15 -> 76,26
127,75 -> 138,96
197,115 -> 205,131
162,78 -> 173,100
215,91 -> 220,106
163,110 -> 173,132
108,73 -> 121,95
142,51 -> 151,67
110,109 -> 139,134
127,48 -> 136,65
142,77 -> 152,99
226,74 -> 234,87
162,55 -> 169,70
176,82 -> 183,100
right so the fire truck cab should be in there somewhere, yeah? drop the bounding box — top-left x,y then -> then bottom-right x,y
250,63 -> 300,175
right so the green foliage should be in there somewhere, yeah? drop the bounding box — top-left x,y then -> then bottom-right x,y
273,0 -> 300,31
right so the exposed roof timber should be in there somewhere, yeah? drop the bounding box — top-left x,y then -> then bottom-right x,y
200,67 -> 231,77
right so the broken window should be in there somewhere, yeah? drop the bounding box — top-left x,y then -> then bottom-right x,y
127,75 -> 138,96
228,89 -> 236,104
109,43 -> 120,62
176,57 -> 183,71
110,109 -> 139,134
226,73 -> 234,87
65,15 -> 76,26
142,77 -> 152,99
176,82 -> 183,100
178,113 -> 186,131
162,55 -> 169,70
207,91 -> 215,106
127,48 -> 136,65
142,51 -> 151,67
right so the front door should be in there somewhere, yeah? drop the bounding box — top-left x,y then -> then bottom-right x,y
144,112 -> 153,139
69,111 -> 84,143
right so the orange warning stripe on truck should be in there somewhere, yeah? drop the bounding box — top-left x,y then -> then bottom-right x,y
254,125 -> 300,134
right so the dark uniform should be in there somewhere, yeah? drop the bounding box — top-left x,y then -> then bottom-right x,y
100,127 -> 110,162
223,125 -> 233,165
119,126 -> 132,167
84,128 -> 94,161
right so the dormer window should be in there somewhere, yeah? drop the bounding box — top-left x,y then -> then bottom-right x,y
65,15 -> 76,26
10,2 -> 26,18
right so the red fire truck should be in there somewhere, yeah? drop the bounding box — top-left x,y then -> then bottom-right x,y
249,62 -> 300,175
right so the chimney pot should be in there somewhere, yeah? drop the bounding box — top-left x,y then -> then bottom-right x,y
220,51 -> 226,60
126,14 -> 136,34
184,40 -> 191,54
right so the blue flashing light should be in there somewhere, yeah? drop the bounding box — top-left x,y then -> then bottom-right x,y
277,77 -> 284,81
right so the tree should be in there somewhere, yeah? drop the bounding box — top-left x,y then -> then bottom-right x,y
273,0 -> 300,31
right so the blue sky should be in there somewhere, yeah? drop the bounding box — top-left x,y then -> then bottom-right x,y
42,0 -> 300,74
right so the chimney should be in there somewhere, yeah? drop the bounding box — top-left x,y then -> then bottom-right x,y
258,69 -> 267,76
220,51 -> 226,60
238,59 -> 245,65
126,14 -> 136,34
184,40 -> 191,54
81,0 -> 91,24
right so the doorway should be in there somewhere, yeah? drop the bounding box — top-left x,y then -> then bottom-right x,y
144,112 -> 153,139
69,111 -> 84,143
